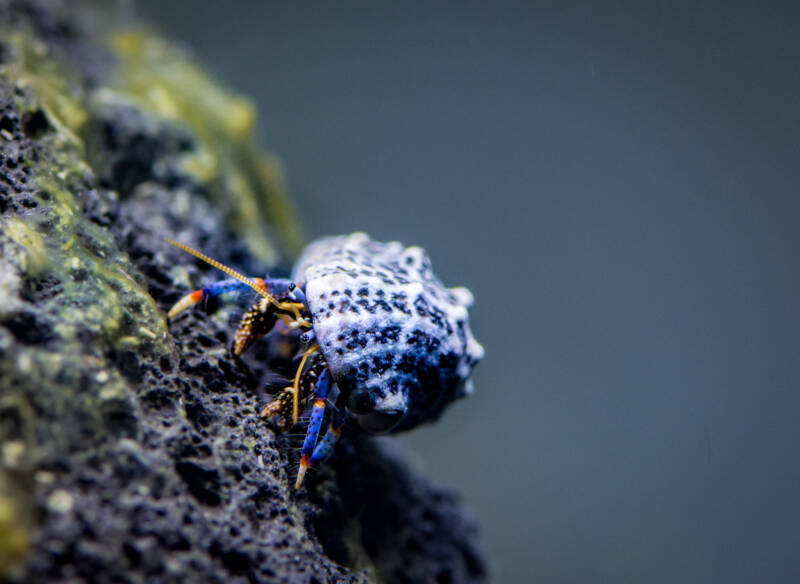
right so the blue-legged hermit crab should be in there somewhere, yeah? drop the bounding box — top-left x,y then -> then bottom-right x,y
167,232 -> 484,489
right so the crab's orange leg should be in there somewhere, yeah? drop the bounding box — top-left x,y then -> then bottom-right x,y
292,344 -> 319,423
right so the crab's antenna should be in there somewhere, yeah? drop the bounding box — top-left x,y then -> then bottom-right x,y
165,239 -> 273,300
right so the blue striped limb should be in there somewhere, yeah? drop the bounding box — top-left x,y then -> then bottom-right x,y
309,421 -> 344,467
167,277 -> 268,319
295,368 -> 333,489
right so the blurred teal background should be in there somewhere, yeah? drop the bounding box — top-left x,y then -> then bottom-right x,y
133,2 -> 800,582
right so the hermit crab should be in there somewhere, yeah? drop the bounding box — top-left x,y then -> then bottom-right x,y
167,232 -> 484,489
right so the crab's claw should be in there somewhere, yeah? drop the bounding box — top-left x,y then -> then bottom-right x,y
233,299 -> 278,355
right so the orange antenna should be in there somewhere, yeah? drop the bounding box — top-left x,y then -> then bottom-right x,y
166,239 -> 273,299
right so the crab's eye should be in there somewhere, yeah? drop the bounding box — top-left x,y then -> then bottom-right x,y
348,390 -> 407,433
355,410 -> 405,434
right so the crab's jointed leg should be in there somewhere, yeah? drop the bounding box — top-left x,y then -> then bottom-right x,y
167,277 -> 268,319
310,422 -> 343,467
300,416 -> 345,488
260,387 -> 295,430
294,368 -> 332,489
261,352 -> 324,430
291,343 -> 319,423
233,297 -> 279,355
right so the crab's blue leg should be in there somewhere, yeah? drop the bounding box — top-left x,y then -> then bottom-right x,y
303,417 -> 345,482
295,368 -> 332,489
168,277 -> 266,319
309,421 -> 343,467
168,277 -> 303,319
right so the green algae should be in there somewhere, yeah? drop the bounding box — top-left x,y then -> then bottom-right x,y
0,29 -> 153,579
0,17 -> 310,577
107,30 -> 303,262
3,216 -> 49,275
6,31 -> 88,140
1,32 -> 169,350
0,485 -> 31,580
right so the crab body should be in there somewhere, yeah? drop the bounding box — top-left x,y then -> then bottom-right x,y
167,232 -> 483,488
294,233 -> 483,433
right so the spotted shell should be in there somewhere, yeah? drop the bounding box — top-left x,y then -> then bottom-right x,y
292,232 -> 484,433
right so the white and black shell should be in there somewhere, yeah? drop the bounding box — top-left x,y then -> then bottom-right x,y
292,232 -> 484,433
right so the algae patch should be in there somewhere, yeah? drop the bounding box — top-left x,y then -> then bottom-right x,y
0,14 -> 306,581
108,31 -> 303,263
3,216 -> 48,275
6,31 -> 88,140
0,488 -> 30,578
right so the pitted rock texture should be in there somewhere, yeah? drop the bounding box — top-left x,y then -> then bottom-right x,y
0,1 -> 488,583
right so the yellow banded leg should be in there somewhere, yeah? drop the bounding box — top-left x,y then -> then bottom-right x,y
291,344 -> 319,423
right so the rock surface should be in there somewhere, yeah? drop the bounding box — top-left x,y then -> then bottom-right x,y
0,1 -> 488,582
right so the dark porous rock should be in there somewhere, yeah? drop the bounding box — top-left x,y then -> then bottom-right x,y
0,1 -> 488,582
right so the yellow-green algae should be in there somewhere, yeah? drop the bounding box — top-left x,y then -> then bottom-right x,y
0,30 -> 174,574
7,30 -> 88,140
108,30 -> 303,263
1,32 -> 172,344
0,18 -> 306,581
9,25 -> 303,264
0,480 -> 31,580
